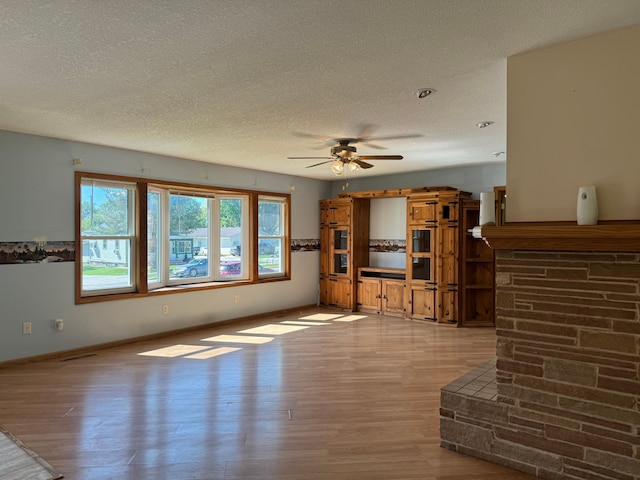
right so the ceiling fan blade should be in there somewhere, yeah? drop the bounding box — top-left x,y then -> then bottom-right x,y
354,138 -> 419,149
354,159 -> 374,169
292,132 -> 333,141
358,142 -> 386,150
287,156 -> 332,160
353,123 -> 379,141
306,160 -> 333,168
363,133 -> 423,141
351,126 -> 423,148
291,132 -> 338,148
358,155 -> 403,160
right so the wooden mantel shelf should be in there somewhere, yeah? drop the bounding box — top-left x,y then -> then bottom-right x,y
481,223 -> 640,252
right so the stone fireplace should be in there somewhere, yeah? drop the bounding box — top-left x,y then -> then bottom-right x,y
441,225 -> 640,480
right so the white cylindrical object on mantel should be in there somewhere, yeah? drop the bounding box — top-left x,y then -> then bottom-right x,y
577,186 -> 598,225
479,192 -> 496,226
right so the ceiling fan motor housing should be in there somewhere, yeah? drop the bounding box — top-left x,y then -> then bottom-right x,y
331,144 -> 357,158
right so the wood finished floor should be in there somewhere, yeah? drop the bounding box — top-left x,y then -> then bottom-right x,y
0,308 -> 535,480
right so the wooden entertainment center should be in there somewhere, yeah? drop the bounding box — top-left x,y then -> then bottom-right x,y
319,186 -> 495,327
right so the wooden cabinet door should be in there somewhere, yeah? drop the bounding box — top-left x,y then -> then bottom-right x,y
319,277 -> 328,306
438,223 -> 458,288
320,202 -> 330,225
382,280 -> 405,316
329,226 -> 350,277
408,226 -> 435,255
328,203 -> 351,225
439,254 -> 457,287
329,278 -> 351,309
439,289 -> 458,324
439,223 -> 458,257
408,200 -> 437,225
319,225 -> 329,278
357,278 -> 381,312
439,199 -> 459,224
407,284 -> 437,321
407,226 -> 436,283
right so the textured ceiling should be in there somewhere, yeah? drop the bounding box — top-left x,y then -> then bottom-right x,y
1,1 -> 640,180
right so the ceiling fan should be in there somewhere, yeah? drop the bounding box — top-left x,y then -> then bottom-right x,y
287,138 -> 404,175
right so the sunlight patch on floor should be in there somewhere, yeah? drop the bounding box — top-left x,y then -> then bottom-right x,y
333,315 -> 368,322
186,347 -> 242,359
138,312 -> 364,360
138,344 -> 211,357
281,320 -> 331,326
237,324 -> 309,335
202,334 -> 274,344
299,313 -> 345,321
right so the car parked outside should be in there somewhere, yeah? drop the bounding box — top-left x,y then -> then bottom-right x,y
172,257 -> 208,278
220,261 -> 241,276
219,261 -> 275,276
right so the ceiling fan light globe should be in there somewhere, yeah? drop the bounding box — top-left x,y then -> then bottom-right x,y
348,162 -> 359,172
331,160 -> 344,175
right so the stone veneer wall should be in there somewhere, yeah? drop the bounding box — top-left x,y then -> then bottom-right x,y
442,250 -> 640,480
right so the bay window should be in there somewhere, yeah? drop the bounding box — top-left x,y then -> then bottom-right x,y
76,172 -> 289,303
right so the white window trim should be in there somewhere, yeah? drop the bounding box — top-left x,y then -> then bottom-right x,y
79,180 -> 137,296
164,191 -> 214,286
258,195 -> 286,277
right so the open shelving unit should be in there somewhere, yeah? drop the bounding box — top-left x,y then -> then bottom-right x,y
459,199 -> 495,327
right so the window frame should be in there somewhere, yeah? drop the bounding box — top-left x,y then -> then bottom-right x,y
79,178 -> 137,297
257,195 -> 288,278
75,172 -> 291,304
216,194 -> 249,282
147,187 -> 163,289
165,190 -> 214,286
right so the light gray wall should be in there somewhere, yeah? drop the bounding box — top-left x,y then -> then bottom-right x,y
330,163 -> 505,198
0,130 -> 331,362
0,130 -> 506,362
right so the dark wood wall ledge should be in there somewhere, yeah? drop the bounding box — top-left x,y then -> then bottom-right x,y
481,223 -> 640,252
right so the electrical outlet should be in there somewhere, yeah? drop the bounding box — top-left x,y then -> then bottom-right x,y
234,295 -> 240,304
22,322 -> 32,335
162,304 -> 169,315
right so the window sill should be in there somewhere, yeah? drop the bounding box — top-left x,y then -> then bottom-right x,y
76,275 -> 290,304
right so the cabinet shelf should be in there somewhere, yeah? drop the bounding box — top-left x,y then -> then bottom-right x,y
358,267 -> 405,281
